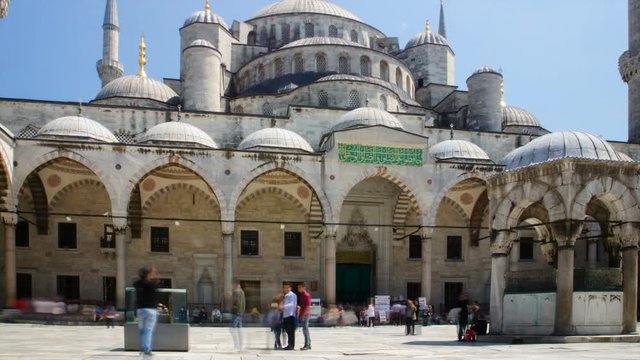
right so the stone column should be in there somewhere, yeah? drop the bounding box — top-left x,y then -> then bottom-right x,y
2,213 -> 17,308
489,230 -> 512,335
555,244 -> 575,335
222,222 -> 234,311
324,226 -> 337,305
587,239 -> 598,269
420,228 -> 433,303
622,245 -> 639,333
113,222 -> 127,310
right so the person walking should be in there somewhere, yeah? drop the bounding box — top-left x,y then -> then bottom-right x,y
367,303 -> 376,327
457,295 -> 469,341
282,283 -> 297,350
230,281 -> 246,350
297,283 -> 312,350
133,265 -> 159,357
405,299 -> 416,336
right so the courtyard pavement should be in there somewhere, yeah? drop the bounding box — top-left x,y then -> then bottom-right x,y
0,323 -> 638,360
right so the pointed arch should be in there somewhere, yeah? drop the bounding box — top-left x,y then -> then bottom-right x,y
236,187 -> 306,215
426,173 -> 488,227
570,176 -> 639,222
142,183 -> 219,213
49,179 -> 108,210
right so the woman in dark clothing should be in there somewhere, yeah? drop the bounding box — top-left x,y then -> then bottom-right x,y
405,300 -> 417,335
457,297 -> 469,341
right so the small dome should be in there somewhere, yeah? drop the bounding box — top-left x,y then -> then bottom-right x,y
186,39 -> 216,50
184,10 -> 228,28
239,128 -> 314,153
503,131 -> 624,170
429,139 -> 492,162
251,0 -> 361,22
95,75 -> 179,104
406,31 -> 448,48
281,37 -> 364,49
37,116 -> 117,143
502,106 -> 542,128
327,107 -> 404,134
138,122 -> 218,149
472,66 -> 502,76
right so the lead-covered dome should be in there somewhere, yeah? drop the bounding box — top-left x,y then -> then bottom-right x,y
137,122 -> 218,149
184,10 -> 228,28
502,106 -> 542,128
327,107 -> 404,134
281,37 -> 364,49
95,75 -> 179,104
251,0 -> 361,21
36,116 -> 117,143
429,139 -> 492,163
503,131 -> 625,170
239,128 -> 314,153
406,31 -> 448,49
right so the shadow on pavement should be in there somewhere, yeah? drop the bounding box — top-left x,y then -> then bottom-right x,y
404,340 -> 497,347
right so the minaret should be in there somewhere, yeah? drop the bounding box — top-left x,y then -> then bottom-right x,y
438,0 -> 447,38
96,0 -> 124,87
620,1 -> 640,143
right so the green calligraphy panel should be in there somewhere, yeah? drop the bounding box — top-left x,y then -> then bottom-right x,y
338,143 -> 423,166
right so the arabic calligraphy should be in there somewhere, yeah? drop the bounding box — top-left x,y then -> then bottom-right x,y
338,143 -> 423,166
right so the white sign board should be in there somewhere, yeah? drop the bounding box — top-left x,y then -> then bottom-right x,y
310,298 -> 322,319
418,297 -> 427,308
375,295 -> 391,323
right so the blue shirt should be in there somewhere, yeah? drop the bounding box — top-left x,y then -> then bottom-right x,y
283,291 -> 297,318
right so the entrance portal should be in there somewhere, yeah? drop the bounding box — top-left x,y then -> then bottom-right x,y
336,264 -> 371,304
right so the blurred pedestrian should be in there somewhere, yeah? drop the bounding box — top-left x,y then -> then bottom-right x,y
405,299 -> 416,336
297,282 -> 311,350
133,265 -> 159,356
367,303 -> 376,327
230,281 -> 246,350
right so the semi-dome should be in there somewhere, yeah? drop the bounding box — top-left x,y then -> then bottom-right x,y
281,37 -> 364,49
251,0 -> 361,22
36,116 -> 117,143
328,107 -> 404,134
502,106 -> 542,128
503,131 -> 625,170
239,127 -> 314,153
137,122 -> 218,149
406,31 -> 448,49
429,139 -> 492,162
186,39 -> 216,50
95,75 -> 179,104
184,10 -> 228,28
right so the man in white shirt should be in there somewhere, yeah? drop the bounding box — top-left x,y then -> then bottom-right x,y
282,283 -> 297,350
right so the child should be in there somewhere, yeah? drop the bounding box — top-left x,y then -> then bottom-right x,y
266,302 -> 283,349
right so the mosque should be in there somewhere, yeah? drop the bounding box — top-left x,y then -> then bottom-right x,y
0,0 -> 638,335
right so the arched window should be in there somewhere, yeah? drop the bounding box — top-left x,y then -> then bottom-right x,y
328,25 -> 338,38
263,102 -> 274,116
318,90 -> 329,108
350,30 -> 358,43
305,23 -> 314,38
293,24 -> 301,40
258,64 -> 265,82
380,61 -> 389,81
259,27 -> 268,46
339,56 -> 350,74
379,95 -> 388,110
360,56 -> 371,76
269,24 -> 277,48
247,31 -> 257,45
396,68 -> 403,88
294,54 -> 304,74
348,90 -> 361,109
369,36 -> 375,49
281,23 -> 291,44
316,53 -> 327,73
275,58 -> 284,77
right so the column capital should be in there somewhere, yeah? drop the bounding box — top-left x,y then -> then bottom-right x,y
549,219 -> 583,247
490,229 -> 515,255
1,212 -> 18,226
614,223 -> 639,248
221,221 -> 234,235
112,218 -> 128,232
323,224 -> 338,238
419,227 -> 433,240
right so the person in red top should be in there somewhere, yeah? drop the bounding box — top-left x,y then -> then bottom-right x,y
297,283 -> 312,351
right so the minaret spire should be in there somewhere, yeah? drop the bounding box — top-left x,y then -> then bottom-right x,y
97,0 -> 124,87
438,0 -> 447,38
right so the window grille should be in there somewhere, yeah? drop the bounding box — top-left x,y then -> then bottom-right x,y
339,56 -> 350,74
294,55 -> 304,73
263,102 -> 274,116
360,56 -> 371,76
274,58 -> 284,77
281,24 -> 290,44
304,23 -> 314,37
350,30 -> 358,42
328,25 -> 338,37
316,53 -> 327,72
318,90 -> 329,108
348,90 -> 361,109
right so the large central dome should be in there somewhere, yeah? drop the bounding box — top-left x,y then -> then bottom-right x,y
250,0 -> 361,21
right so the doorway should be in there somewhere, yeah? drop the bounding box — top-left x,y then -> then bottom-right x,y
336,264 -> 371,304
444,282 -> 463,312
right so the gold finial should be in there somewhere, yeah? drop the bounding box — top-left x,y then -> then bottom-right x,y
425,20 -> 431,33
205,0 -> 211,14
138,34 -> 147,78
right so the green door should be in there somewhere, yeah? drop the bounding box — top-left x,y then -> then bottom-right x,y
336,264 -> 371,304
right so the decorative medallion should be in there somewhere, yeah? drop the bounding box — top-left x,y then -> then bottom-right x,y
297,185 -> 310,199
46,174 -> 61,187
142,178 -> 156,192
460,193 -> 474,205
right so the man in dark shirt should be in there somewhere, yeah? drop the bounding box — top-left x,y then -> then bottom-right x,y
133,266 -> 159,356
297,283 -> 312,350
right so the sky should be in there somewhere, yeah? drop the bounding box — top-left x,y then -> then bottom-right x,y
0,0 -> 629,142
